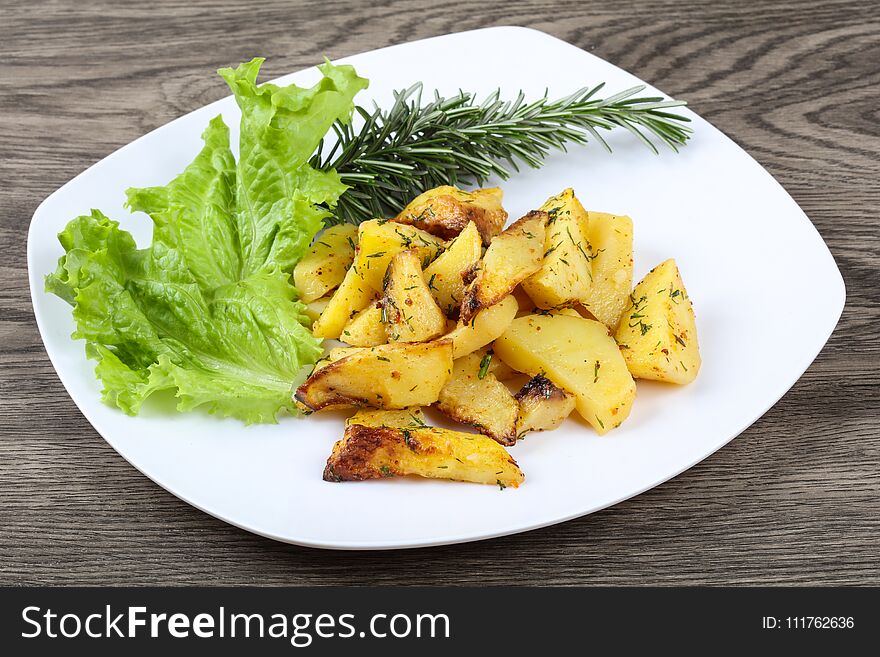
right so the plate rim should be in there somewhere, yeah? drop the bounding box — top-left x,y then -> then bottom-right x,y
26,25 -> 847,550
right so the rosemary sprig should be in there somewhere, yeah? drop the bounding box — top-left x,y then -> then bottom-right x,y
314,83 -> 692,225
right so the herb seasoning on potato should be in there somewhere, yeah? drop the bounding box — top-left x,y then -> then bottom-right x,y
302,185 -> 699,485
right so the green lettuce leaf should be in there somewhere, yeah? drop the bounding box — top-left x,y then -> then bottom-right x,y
46,59 -> 368,423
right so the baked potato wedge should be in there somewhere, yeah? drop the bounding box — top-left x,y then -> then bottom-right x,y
312,220 -> 445,339
383,250 -> 447,342
323,422 -> 524,488
293,224 -> 358,303
394,185 -> 507,245
341,299 -> 386,347
522,189 -> 594,309
293,346 -> 361,410
581,211 -> 634,329
493,313 -> 635,435
460,211 -> 547,323
310,263 -> 375,339
422,220 -> 483,316
295,340 -> 453,411
436,351 -> 519,445
614,258 -> 700,384
445,294 -> 518,359
355,218 -> 446,295
515,374 -> 576,435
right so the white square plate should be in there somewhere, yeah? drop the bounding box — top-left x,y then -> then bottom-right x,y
27,27 -> 844,549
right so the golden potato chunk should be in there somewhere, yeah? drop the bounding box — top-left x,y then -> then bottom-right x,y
323,422 -> 524,488
614,258 -> 700,384
293,346 -> 360,411
395,185 -> 507,245
493,314 -> 636,435
311,264 -> 375,339
382,250 -> 447,343
515,374 -> 576,436
355,219 -> 446,295
293,224 -> 358,303
581,211 -> 633,329
445,294 -> 518,359
312,220 -> 444,339
341,299 -> 386,347
522,189 -> 594,309
460,211 -> 547,323
436,351 -> 519,445
422,221 -> 483,316
295,340 -> 453,411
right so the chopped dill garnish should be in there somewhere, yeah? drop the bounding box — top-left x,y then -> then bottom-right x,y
478,352 -> 493,379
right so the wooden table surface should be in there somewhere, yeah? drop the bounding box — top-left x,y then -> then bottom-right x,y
1,0 -> 878,586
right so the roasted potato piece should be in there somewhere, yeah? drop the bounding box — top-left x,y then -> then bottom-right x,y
460,211 -> 547,323
445,294 -> 518,359
522,189 -> 593,309
312,220 -> 444,339
295,340 -> 453,411
323,422 -> 524,488
303,296 -> 332,325
355,219 -> 446,294
345,407 -> 427,428
311,264 -> 375,339
436,351 -> 519,445
515,374 -> 576,435
395,185 -> 507,245
581,211 -> 633,329
294,346 -> 359,411
341,299 -> 386,347
383,250 -> 447,342
614,258 -> 700,384
493,314 -> 636,435
422,221 -> 483,316
293,224 -> 358,303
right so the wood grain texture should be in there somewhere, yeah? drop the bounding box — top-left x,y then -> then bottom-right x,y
1,0 -> 878,585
